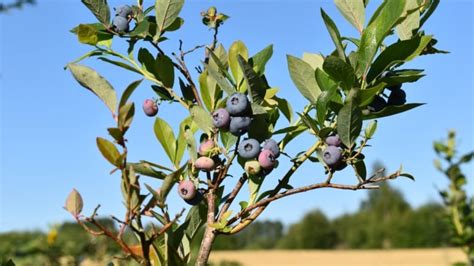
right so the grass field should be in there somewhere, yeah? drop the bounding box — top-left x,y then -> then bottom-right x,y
210,248 -> 466,266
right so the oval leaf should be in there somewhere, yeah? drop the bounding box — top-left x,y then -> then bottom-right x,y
287,55 -> 321,104
334,0 -> 365,33
337,99 -> 362,148
96,137 -> 122,167
65,189 -> 83,216
68,63 -> 117,116
154,117 -> 177,164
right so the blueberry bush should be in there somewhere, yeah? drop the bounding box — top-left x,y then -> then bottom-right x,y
64,0 -> 445,265
434,131 -> 474,266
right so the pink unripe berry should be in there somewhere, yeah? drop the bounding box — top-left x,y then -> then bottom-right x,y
143,99 -> 158,117
258,149 -> 276,170
199,140 -> 217,157
177,180 -> 196,200
194,157 -> 215,172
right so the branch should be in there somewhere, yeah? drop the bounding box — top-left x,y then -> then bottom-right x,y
218,174 -> 248,220
225,169 -> 404,234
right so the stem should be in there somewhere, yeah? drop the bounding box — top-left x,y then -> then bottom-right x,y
196,189 -> 216,266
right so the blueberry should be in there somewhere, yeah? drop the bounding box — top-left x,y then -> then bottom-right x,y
262,139 -> 280,158
112,16 -> 129,32
194,157 -> 215,172
198,140 -> 217,157
244,160 -> 261,176
229,116 -> 252,136
212,108 -> 230,129
226,93 -> 250,116
258,149 -> 276,170
322,146 -> 342,168
238,138 -> 261,159
368,95 -> 386,112
184,189 -> 204,206
325,135 -> 342,147
115,5 -> 132,18
387,88 -> 406,105
143,99 -> 158,117
177,180 -> 196,200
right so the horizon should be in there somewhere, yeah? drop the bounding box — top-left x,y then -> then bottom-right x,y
1,0 -> 473,233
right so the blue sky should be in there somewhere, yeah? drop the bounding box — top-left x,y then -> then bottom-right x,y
1,0 -> 473,232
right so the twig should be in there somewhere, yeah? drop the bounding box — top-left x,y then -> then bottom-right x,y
218,174 -> 248,220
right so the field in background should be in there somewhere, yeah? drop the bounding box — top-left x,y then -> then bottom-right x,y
210,248 -> 466,266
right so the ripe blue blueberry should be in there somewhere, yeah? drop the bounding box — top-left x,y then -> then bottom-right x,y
143,99 -> 158,117
112,16 -> 129,32
212,108 -> 230,129
387,88 -> 406,105
226,93 -> 250,116
177,180 -> 196,200
262,139 -> 280,158
229,116 -> 252,136
115,5 -> 132,18
238,138 -> 261,159
325,135 -> 342,147
258,149 -> 276,170
368,95 -> 386,112
323,146 -> 342,168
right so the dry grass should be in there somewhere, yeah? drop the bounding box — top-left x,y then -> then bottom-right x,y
210,248 -> 466,266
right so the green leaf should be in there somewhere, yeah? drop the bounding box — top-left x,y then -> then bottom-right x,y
363,103 -> 424,119
359,83 -> 386,106
419,0 -> 439,28
128,162 -> 166,179
118,102 -> 135,132
315,70 -> 338,125
250,44 -> 273,75
189,105 -> 213,135
220,131 -> 238,153
302,52 -> 324,70
156,54 -> 175,88
81,0 -> 111,26
238,55 -> 266,104
183,204 -> 206,240
68,63 -> 117,115
160,163 -> 187,202
65,189 -> 83,216
165,17 -> 184,32
199,71 -> 213,111
145,183 -> 162,202
248,175 -> 263,205
334,0 -> 365,33
280,124 -> 308,150
364,120 -> 377,139
366,35 -> 432,82
154,117 -> 177,164
228,41 -> 249,91
337,99 -> 362,147
356,0 -> 407,78
207,64 -> 236,96
274,96 -> 294,122
353,160 -> 367,180
207,47 -> 235,87
96,137 -> 122,167
119,79 -> 143,108
76,24 -> 100,45
287,55 -> 320,104
175,117 -> 197,165
97,57 -> 141,75
321,8 -> 346,61
396,0 -> 420,40
154,0 -> 184,40
299,112 -> 319,135
400,172 -> 415,181
323,56 -> 356,91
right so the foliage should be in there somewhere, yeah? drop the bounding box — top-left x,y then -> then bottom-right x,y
0,0 -> 34,12
65,0 -> 443,265
435,131 -> 474,265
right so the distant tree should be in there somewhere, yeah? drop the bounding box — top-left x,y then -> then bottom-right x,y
277,210 -> 337,249
0,0 -> 35,12
213,221 -> 283,250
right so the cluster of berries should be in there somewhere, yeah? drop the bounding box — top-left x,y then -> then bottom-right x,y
112,5 -> 132,32
322,135 -> 344,170
368,84 -> 407,112
239,138 -> 280,176
212,93 -> 253,136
